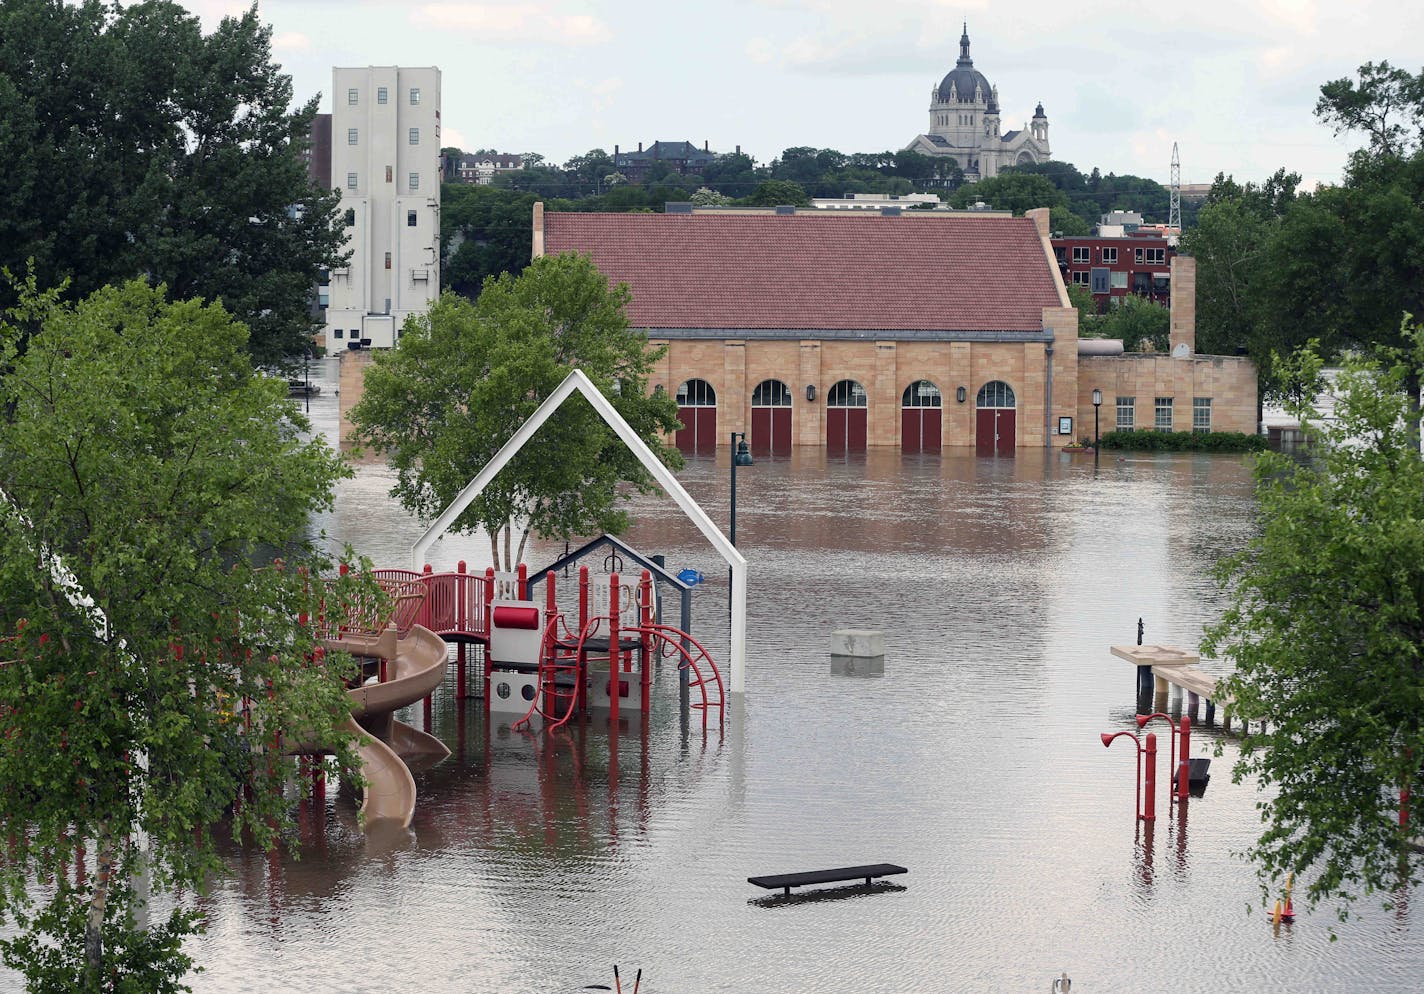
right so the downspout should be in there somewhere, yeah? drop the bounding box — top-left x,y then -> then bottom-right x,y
1044,339 -> 1054,446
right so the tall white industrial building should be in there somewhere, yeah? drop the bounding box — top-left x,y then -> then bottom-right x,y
325,66 -> 441,349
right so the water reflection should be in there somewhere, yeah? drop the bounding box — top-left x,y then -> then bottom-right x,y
38,358 -> 1414,994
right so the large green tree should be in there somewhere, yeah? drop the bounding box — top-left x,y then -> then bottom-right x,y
350,254 -> 684,569
0,0 -> 344,365
1203,324 -> 1424,915
0,279 -> 363,989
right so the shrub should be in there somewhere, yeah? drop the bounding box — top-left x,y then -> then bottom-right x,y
1099,429 -> 1267,452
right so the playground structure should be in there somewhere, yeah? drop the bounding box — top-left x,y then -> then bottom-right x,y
310,557 -> 723,829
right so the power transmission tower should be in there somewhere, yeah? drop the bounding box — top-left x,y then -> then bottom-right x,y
1169,142 -> 1181,236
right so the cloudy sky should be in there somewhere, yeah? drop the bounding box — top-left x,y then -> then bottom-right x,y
193,0 -> 1419,188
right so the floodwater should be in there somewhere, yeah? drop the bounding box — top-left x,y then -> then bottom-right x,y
53,360 -> 1424,992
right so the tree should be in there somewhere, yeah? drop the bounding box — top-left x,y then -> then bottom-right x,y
743,180 -> 809,207
1202,322 -> 1424,915
1316,61 -> 1424,159
0,1 -> 345,366
0,278 -> 364,988
691,187 -> 733,207
951,172 -> 1064,214
1094,294 -> 1169,352
349,254 -> 684,569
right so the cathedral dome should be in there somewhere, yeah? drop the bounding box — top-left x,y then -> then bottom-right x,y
936,26 -> 992,104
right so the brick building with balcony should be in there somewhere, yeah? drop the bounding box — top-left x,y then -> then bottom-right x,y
1050,234 -> 1176,308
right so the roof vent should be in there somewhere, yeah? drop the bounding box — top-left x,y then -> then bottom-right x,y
881,206 -> 902,217
665,202 -> 693,214
774,204 -> 795,215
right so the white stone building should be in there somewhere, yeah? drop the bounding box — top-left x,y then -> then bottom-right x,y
325,66 -> 441,350
903,27 -> 1050,182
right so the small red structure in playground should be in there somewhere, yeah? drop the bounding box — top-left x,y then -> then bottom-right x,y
368,561 -> 724,731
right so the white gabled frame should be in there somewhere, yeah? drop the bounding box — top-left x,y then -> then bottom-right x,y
410,369 -> 749,693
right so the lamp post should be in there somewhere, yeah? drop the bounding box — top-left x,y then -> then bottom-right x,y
1091,388 -> 1102,460
1138,713 -> 1191,802
728,432 -> 753,618
1101,729 -> 1158,821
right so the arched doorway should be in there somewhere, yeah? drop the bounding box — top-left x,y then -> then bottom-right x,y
675,378 -> 717,455
901,380 -> 942,453
826,379 -> 867,455
751,379 -> 792,456
975,380 -> 1016,456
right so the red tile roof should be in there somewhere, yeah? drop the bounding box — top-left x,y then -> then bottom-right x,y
543,212 -> 1063,333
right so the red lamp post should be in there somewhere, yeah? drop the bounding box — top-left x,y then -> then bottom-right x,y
1101,730 -> 1159,821
1137,713 -> 1191,802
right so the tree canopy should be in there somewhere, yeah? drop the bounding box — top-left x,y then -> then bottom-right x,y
350,254 -> 684,569
0,0 -> 345,366
0,278 -> 364,988
1203,322 -> 1424,915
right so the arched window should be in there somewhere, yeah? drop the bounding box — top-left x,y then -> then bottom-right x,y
827,379 -> 867,408
976,381 -> 1016,408
901,380 -> 942,408
674,379 -> 717,455
751,379 -> 791,406
751,379 -> 792,455
675,379 -> 716,407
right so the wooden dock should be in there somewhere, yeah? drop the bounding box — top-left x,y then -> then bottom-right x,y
1110,644 -> 1254,733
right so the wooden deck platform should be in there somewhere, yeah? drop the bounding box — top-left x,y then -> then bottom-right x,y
1110,644 -> 1255,733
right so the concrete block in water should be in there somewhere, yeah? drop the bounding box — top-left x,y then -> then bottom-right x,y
831,629 -> 884,657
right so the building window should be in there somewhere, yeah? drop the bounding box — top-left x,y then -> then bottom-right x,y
409,127 -> 420,145
410,87 -> 421,105
385,165 -> 392,183
1155,397 -> 1174,431
1134,247 -> 1144,264
1193,397 -> 1212,433
1102,247 -> 1118,264
1071,271 -> 1090,285
377,86 -> 388,104
345,173 -> 357,191
384,252 -> 391,270
1145,247 -> 1166,264
409,172 -> 419,190
1072,246 -> 1090,263
1116,396 -> 1135,430
334,329 -> 344,339
347,88 -> 358,105
407,210 -> 418,227
1110,271 -> 1128,290
347,128 -> 358,145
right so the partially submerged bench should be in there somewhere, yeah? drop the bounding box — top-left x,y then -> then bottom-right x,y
748,863 -> 907,897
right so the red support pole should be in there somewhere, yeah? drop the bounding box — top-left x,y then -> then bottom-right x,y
74,839 -> 85,886
1178,716 -> 1191,801
639,570 -> 652,715
609,574 -> 621,726
517,562 -> 528,600
483,567 -> 496,704
579,566 -> 589,631
313,758 -> 326,808
457,641 -> 467,700
1144,733 -> 1158,822
423,692 -> 432,730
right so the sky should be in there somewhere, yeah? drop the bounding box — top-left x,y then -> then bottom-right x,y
188,0 -> 1422,189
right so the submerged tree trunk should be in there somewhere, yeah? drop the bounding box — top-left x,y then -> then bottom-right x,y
84,829 -> 116,987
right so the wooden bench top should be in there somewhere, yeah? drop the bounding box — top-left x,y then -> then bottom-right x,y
1111,644 -> 1199,667
748,864 -> 907,894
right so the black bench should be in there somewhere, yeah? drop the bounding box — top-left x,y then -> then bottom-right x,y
747,863 -> 907,896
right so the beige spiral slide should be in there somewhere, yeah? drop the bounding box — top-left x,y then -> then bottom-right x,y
325,623 -> 451,829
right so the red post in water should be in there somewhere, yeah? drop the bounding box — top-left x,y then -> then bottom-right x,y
608,573 -> 621,726
74,839 -> 85,886
483,567 -> 496,703
423,692 -> 432,730
457,642 -> 467,700
578,566 -> 589,631
1144,732 -> 1158,822
1178,716 -> 1191,801
639,570 -> 653,715
312,758 -> 326,808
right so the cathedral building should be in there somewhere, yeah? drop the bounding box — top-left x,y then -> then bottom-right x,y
904,26 -> 1050,181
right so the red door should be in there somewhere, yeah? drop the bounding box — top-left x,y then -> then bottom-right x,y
975,408 -> 1016,456
901,408 -> 942,453
676,405 -> 717,455
829,409 -> 867,455
751,406 -> 792,455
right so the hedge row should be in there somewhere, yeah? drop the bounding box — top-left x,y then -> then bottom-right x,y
1098,429 -> 1268,452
